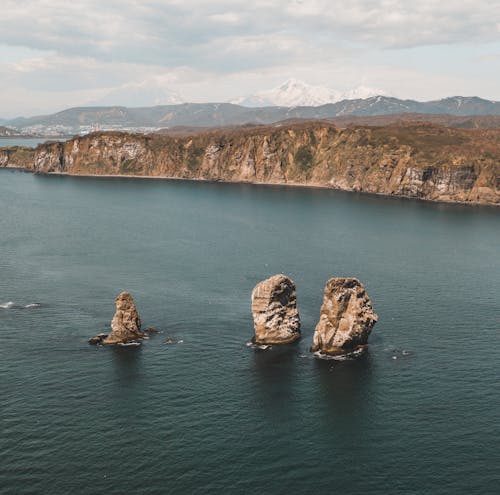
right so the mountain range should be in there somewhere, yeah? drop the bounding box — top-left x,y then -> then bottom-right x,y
90,79 -> 384,109
231,79 -> 386,107
89,83 -> 184,107
5,96 -> 500,131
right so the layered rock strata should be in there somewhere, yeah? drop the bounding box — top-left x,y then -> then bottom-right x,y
251,274 -> 301,344
311,277 -> 377,355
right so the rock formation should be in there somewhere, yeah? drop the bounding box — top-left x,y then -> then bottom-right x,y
88,333 -> 108,345
251,274 -> 301,344
311,277 -> 377,355
89,291 -> 144,345
1,122 -> 499,205
103,292 -> 143,344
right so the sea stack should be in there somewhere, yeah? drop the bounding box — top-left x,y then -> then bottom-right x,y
89,291 -> 144,345
103,291 -> 143,344
311,277 -> 377,355
251,274 -> 301,344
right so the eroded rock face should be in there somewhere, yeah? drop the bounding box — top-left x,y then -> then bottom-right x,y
311,277 -> 377,355
7,123 -> 496,205
101,291 -> 143,345
251,274 -> 301,344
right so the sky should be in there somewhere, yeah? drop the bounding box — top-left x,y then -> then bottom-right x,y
1,0 -> 500,117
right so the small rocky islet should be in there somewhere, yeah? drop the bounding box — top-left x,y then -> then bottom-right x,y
251,274 -> 301,345
89,291 -> 146,346
310,277 -> 378,356
250,274 -> 377,356
91,275 -> 377,357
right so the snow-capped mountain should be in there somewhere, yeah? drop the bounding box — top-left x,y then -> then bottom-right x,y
89,81 -> 185,107
232,79 -> 387,107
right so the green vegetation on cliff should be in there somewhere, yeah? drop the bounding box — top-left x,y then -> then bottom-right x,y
294,145 -> 314,172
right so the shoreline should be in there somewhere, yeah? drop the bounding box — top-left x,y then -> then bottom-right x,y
1,166 -> 498,208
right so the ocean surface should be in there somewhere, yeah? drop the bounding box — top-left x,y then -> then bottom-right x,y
1,169 -> 499,495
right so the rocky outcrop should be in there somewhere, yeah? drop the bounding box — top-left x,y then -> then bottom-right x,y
88,333 -> 108,345
89,292 -> 144,345
103,292 -> 143,344
311,278 -> 377,355
2,122 -> 499,205
251,274 -> 301,344
0,146 -> 36,169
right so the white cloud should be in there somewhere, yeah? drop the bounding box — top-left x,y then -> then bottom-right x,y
286,0 -> 500,47
0,0 -> 500,116
2,1 -> 499,62
208,12 -> 242,24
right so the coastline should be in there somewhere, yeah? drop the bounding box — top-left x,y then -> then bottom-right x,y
2,166 -> 498,207
1,122 -> 498,207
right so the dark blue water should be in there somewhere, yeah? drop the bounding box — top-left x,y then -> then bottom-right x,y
1,170 -> 499,494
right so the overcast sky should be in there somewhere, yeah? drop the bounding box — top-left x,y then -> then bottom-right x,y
1,0 -> 500,117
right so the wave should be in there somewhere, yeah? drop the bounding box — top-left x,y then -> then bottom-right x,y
0,301 -> 42,310
384,347 -> 412,359
313,351 -> 347,361
246,341 -> 272,350
313,348 -> 365,361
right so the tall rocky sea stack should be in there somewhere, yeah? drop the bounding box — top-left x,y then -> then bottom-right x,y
251,274 -> 301,344
89,291 -> 144,345
311,278 -> 377,355
103,292 -> 143,344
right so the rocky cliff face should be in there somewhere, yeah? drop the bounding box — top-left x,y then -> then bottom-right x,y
1,122 -> 498,205
251,274 -> 301,344
0,146 -> 36,169
311,278 -> 377,356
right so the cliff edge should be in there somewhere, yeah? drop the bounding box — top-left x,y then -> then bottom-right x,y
1,122 -> 498,205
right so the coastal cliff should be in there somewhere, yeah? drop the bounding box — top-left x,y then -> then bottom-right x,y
1,122 -> 498,205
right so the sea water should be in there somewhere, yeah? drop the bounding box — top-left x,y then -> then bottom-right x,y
1,170 -> 499,494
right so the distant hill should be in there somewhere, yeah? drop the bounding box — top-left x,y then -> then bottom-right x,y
156,114 -> 500,137
325,113 -> 500,129
0,126 -> 20,137
5,96 -> 500,131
